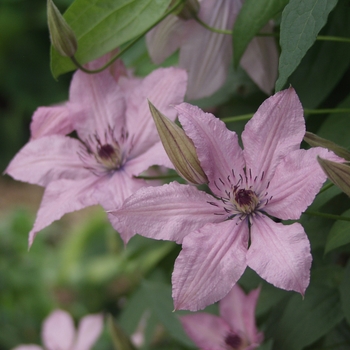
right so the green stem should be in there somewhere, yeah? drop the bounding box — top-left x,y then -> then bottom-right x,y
304,108 -> 350,115
318,182 -> 334,195
70,0 -> 185,74
193,15 -> 232,34
304,210 -> 350,222
194,17 -> 350,44
221,113 -> 253,123
135,174 -> 182,181
221,108 -> 350,125
317,35 -> 350,43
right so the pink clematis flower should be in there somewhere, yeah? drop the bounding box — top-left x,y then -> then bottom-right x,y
146,0 -> 278,100
180,285 -> 263,350
12,309 -> 103,350
5,64 -> 187,247
111,87 -> 341,311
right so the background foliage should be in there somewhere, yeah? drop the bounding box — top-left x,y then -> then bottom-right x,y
2,0 -> 350,349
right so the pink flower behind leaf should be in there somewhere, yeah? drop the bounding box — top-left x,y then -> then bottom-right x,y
146,0 -> 278,100
12,309 -> 103,350
5,63 -> 187,247
111,87 -> 342,311
180,285 -> 263,350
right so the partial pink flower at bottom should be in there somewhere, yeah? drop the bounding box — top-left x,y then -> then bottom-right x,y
12,309 -> 103,350
180,285 -> 263,350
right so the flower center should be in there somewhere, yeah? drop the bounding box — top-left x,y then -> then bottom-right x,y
224,333 -> 243,350
78,126 -> 130,176
232,188 -> 259,214
96,143 -> 123,170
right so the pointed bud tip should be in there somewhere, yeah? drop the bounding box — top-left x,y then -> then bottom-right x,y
47,0 -> 77,57
306,132 -> 350,161
318,156 -> 350,197
148,101 -> 208,185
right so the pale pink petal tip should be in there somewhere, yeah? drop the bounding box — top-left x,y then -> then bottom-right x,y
42,309 -> 75,350
74,313 -> 104,350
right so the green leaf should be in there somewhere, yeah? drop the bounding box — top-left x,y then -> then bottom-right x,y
275,0 -> 338,91
233,0 -> 288,68
272,286 -> 343,350
325,209 -> 350,254
119,281 -> 194,348
317,92 -> 350,149
141,281 -> 195,347
289,0 -> 350,108
50,0 -> 171,78
340,260 -> 350,326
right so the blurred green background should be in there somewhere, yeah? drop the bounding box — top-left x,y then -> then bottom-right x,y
2,0 -> 350,349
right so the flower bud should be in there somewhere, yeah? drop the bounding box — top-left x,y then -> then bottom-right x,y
318,157 -> 350,197
148,101 -> 208,185
47,0 -> 78,57
171,0 -> 200,20
304,132 -> 350,161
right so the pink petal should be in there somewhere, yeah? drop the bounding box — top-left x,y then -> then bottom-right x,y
12,346 -> 43,350
110,182 -> 223,244
247,215 -> 312,295
219,285 -> 262,346
69,69 -> 126,142
28,176 -> 100,246
94,168 -> 147,211
83,51 -> 128,81
125,67 -> 187,159
175,103 -> 244,197
240,23 -> 278,95
242,87 -> 305,194
265,147 -> 342,220
73,314 -> 103,350
179,0 -> 240,100
146,15 -> 186,64
30,104 -> 74,140
126,141 -> 174,176
42,309 -> 75,350
172,219 -> 248,311
180,313 -> 230,350
5,135 -> 90,187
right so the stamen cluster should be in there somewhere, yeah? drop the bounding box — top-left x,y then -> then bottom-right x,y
78,126 -> 131,175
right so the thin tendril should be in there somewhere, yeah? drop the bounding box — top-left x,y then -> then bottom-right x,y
221,108 -> 350,124
194,17 -> 350,44
193,15 -> 232,34
318,182 -> 334,195
304,108 -> 350,115
221,114 -> 253,123
69,0 -> 185,74
135,174 -> 182,181
303,210 -> 350,222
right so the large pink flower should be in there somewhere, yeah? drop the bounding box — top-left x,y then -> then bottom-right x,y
5,65 -> 187,246
147,0 -> 278,100
12,309 -> 103,350
112,88 -> 341,311
180,285 -> 263,350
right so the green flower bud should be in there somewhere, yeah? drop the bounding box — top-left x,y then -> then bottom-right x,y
304,132 -> 350,161
148,101 -> 208,185
318,157 -> 350,197
47,0 -> 77,57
